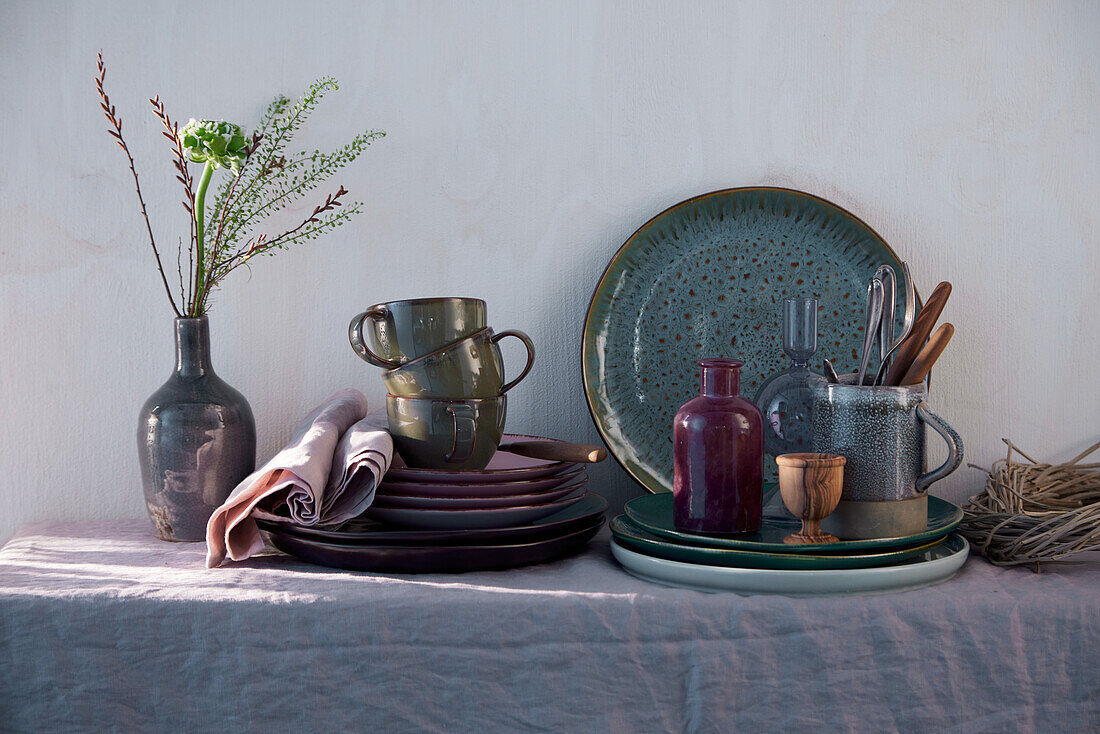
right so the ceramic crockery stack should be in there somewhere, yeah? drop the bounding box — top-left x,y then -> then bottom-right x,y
257,435 -> 608,572
368,436 -> 597,529
349,298 -> 536,470
608,487 -> 969,595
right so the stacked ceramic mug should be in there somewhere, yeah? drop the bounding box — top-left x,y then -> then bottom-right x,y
349,297 -> 535,470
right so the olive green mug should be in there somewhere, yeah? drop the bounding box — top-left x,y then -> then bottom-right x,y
349,297 -> 487,369
386,394 -> 507,470
381,327 -> 536,399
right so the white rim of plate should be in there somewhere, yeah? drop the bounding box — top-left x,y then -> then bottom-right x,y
610,535 -> 969,596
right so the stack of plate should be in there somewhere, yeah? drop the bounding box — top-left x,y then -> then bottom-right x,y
610,490 -> 970,595
259,435 -> 606,573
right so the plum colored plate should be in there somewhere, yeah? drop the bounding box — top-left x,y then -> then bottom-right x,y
375,476 -> 588,510
582,187 -> 912,493
610,515 -> 942,570
266,517 -> 605,573
367,492 -> 588,530
625,491 -> 963,554
611,534 -> 969,596
386,434 -> 574,483
257,493 -> 608,546
379,465 -> 586,498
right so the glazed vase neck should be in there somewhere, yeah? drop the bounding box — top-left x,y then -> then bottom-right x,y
699,361 -> 740,397
175,317 -> 213,378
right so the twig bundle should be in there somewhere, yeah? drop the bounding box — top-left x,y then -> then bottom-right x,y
959,439 -> 1100,570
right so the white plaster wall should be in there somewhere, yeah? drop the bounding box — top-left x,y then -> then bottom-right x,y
1,0 -> 1097,543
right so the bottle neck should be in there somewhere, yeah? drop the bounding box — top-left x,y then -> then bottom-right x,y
700,365 -> 740,397
175,317 -> 213,378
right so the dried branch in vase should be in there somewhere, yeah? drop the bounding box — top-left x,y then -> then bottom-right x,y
149,94 -> 197,307
95,53 -> 182,317
95,53 -> 385,317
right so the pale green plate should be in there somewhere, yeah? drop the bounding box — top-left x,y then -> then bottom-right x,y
610,515 -> 942,570
611,534 -> 970,596
624,491 -> 963,554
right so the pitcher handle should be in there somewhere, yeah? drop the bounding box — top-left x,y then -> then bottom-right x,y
444,404 -> 476,464
915,402 -> 964,491
490,329 -> 536,395
348,309 -> 402,369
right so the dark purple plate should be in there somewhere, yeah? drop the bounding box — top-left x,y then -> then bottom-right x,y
375,475 -> 587,510
256,493 -> 608,546
378,465 -> 587,498
264,516 -> 605,573
386,434 -> 575,483
366,491 -> 589,530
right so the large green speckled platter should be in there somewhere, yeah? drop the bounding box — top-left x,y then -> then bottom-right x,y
582,187 -> 910,493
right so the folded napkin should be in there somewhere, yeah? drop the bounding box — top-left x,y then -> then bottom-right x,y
205,388 -> 393,568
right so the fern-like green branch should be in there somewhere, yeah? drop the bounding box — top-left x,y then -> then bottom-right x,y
96,55 -> 384,317
193,77 -> 383,314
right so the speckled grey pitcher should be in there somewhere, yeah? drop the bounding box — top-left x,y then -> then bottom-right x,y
811,375 -> 963,503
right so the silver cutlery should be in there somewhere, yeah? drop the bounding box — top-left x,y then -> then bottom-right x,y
874,261 -> 917,385
875,265 -> 896,366
856,277 -> 884,386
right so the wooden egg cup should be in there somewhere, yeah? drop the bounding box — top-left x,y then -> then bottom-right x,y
776,453 -> 846,544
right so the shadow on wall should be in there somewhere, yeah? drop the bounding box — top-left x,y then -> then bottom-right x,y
523,228 -> 650,519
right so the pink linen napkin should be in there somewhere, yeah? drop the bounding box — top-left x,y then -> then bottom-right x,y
205,388 -> 393,568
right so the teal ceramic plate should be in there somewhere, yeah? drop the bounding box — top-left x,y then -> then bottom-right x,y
611,534 -> 969,596
610,515 -> 942,570
582,187 -> 911,492
625,492 -> 963,554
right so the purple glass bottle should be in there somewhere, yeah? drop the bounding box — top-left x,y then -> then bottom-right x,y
673,358 -> 764,534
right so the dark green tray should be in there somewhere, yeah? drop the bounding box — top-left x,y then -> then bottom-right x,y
611,515 -> 943,570
624,491 -> 963,554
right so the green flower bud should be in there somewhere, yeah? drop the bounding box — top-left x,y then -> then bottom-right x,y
180,118 -> 249,171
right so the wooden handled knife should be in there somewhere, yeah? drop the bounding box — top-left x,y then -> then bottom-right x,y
883,281 -> 952,386
497,440 -> 608,464
898,323 -> 955,386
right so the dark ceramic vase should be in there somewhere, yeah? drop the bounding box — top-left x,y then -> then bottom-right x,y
672,358 -> 764,534
137,317 -> 256,541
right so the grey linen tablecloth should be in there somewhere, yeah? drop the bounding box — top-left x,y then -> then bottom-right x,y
0,520 -> 1097,733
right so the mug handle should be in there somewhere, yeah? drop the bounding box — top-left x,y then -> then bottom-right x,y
490,329 -> 536,395
915,402 -> 964,491
348,309 -> 402,369
444,404 -> 476,464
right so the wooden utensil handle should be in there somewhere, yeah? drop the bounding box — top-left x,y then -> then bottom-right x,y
498,440 -> 608,464
899,323 -> 955,385
884,281 -> 952,386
